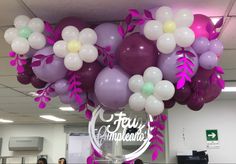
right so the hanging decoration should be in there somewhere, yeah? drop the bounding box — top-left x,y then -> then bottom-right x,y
4,5 -> 225,163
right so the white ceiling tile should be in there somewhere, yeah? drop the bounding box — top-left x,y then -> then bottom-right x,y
0,30 -> 11,57
23,0 -> 229,23
0,0 -> 33,26
0,76 -> 24,87
0,88 -> 25,97
229,1 -> 236,16
0,58 -> 17,76
221,17 -> 236,49
222,69 -> 236,81
220,50 -> 236,69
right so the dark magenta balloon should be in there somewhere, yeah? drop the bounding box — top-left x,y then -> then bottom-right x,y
164,98 -> 176,109
24,64 -> 34,76
77,61 -> 103,92
193,67 -> 214,80
191,75 -> 209,91
174,83 -> 192,104
187,93 -> 204,111
55,17 -> 89,40
117,33 -> 157,75
203,75 -> 222,103
31,76 -> 47,89
17,73 -> 31,85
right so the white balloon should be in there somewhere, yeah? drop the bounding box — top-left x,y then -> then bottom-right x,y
4,28 -> 18,44
155,6 -> 173,23
14,15 -> 30,29
28,18 -> 44,32
145,95 -> 164,116
144,20 -> 163,41
129,93 -> 146,112
174,27 -> 195,47
156,33 -> 176,54
28,32 -> 46,49
143,67 -> 163,84
64,53 -> 83,71
53,40 -> 68,58
79,28 -> 97,45
174,9 -> 194,27
79,45 -> 98,63
62,26 -> 79,41
128,75 -> 144,92
11,37 -> 30,54
154,80 -> 175,100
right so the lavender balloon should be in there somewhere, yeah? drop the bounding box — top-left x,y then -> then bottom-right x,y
199,51 -> 218,70
95,66 -> 131,111
209,39 -> 224,56
157,47 -> 199,83
32,47 -> 67,83
59,92 -> 76,104
54,79 -> 69,95
94,23 -> 122,65
192,37 -> 210,54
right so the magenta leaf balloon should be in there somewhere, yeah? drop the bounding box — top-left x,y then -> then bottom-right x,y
176,48 -> 196,89
8,51 -> 27,73
44,21 -> 58,45
67,72 -> 83,105
148,114 -> 167,161
34,84 -> 54,109
144,9 -> 153,19
129,9 -> 140,17
96,45 -> 114,68
215,17 -> 224,29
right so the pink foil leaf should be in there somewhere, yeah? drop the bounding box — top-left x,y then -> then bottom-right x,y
129,9 -> 140,17
215,17 -> 224,29
215,66 -> 224,74
85,109 -> 92,120
152,150 -> 159,161
144,9 -> 153,19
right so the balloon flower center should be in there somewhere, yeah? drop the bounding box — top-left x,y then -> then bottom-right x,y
163,20 -> 176,33
142,82 -> 154,96
18,26 -> 33,39
67,40 -> 82,53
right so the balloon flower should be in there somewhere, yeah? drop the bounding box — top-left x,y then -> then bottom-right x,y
53,26 -> 98,71
144,6 -> 195,54
4,15 -> 46,54
128,67 -> 175,116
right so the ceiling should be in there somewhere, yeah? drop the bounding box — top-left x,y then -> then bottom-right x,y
0,0 -> 236,124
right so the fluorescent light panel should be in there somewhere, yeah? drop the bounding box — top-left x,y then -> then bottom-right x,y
0,119 -> 14,123
222,87 -> 236,92
59,107 -> 75,111
40,115 -> 66,122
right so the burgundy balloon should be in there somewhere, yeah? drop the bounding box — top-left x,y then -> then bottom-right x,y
31,76 -> 47,89
174,83 -> 192,104
203,75 -> 222,103
17,73 -> 31,85
193,67 -> 214,80
77,61 -> 103,92
24,64 -> 34,76
187,93 -> 205,111
164,98 -> 176,109
191,76 -> 209,91
117,33 -> 157,75
55,17 -> 89,40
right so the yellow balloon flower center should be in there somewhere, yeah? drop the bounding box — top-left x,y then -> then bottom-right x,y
163,20 -> 176,33
67,40 -> 81,53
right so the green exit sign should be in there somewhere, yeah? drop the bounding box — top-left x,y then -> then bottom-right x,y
206,129 -> 218,141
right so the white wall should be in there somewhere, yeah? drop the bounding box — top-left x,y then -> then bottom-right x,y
0,124 -> 66,163
168,100 -> 236,164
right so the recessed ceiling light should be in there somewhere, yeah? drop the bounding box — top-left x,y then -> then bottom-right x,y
0,119 -> 14,123
40,115 -> 66,122
210,17 -> 221,25
59,107 -> 75,111
28,92 -> 39,97
222,87 -> 236,92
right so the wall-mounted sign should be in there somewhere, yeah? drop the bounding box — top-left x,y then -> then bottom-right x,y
206,129 -> 219,148
89,107 -> 153,162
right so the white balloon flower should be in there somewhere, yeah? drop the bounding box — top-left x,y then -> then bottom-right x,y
128,67 -> 175,116
4,15 -> 46,54
53,26 -> 98,71
144,6 -> 195,54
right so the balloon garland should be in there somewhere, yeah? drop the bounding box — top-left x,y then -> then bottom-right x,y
4,6 -> 225,163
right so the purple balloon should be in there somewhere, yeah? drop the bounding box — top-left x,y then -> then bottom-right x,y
59,92 -> 76,104
95,23 -> 122,65
32,47 -> 67,83
54,79 -> 69,95
209,39 -> 224,56
48,85 -> 58,98
192,37 -> 210,54
157,47 -> 199,83
199,51 -> 218,70
95,66 -> 131,111
187,93 -> 204,111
